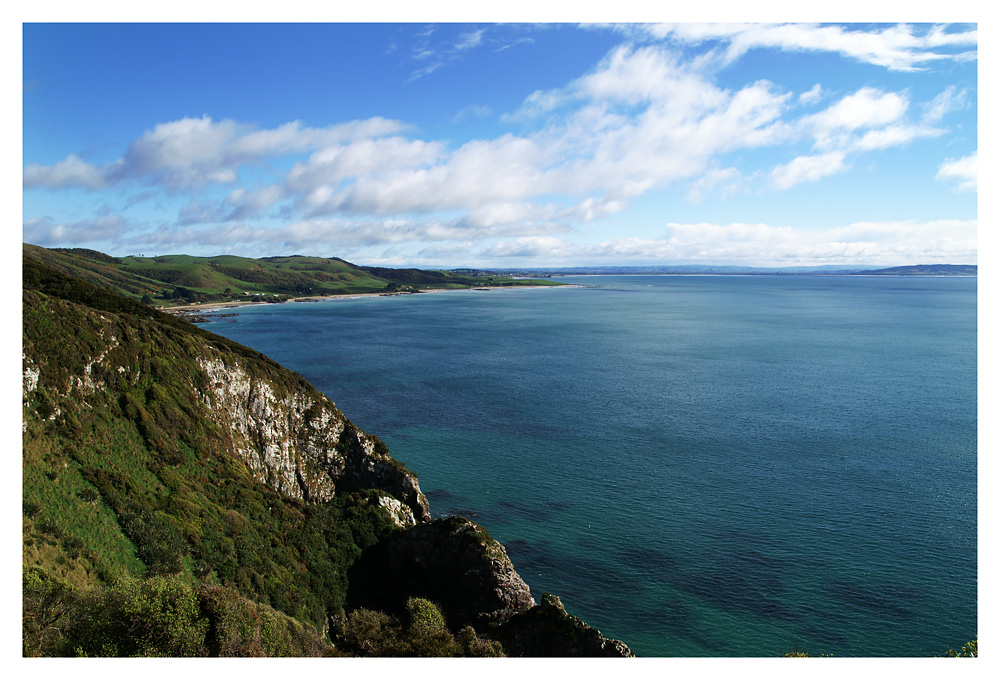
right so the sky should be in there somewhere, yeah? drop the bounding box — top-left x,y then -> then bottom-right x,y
21,16 -> 980,268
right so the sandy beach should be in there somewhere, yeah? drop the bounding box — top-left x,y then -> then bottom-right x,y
160,284 -> 570,316
159,291 -> 414,315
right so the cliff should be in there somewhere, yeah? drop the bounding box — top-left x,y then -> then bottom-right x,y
22,246 -> 631,657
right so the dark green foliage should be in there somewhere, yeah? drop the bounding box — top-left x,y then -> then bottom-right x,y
333,598 -> 503,657
52,247 -> 119,264
198,585 -> 336,657
69,574 -> 209,656
23,567 -> 334,657
23,566 -> 81,656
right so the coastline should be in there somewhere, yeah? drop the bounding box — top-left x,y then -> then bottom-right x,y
159,291 -> 397,315
161,284 -> 572,317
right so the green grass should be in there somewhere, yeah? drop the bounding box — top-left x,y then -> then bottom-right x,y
25,243 -> 560,306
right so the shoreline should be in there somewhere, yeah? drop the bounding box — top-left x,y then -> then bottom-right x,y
159,291 -> 397,315
161,284 -> 570,317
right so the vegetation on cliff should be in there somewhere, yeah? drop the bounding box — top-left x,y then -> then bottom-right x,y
22,245 -> 629,657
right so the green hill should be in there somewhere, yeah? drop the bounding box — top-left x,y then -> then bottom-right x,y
23,244 -> 561,308
21,247 -> 628,657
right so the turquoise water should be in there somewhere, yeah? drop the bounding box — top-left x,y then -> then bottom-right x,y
200,275 -> 977,656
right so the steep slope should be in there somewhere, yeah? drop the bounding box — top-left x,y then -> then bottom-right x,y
22,250 -> 631,657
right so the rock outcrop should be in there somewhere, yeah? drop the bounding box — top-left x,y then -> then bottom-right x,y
492,593 -> 635,657
194,353 -> 429,520
346,517 -> 536,627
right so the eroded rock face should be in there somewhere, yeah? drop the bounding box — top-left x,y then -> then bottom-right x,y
192,353 -> 431,521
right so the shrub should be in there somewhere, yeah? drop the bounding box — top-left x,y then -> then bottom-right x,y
23,500 -> 42,518
404,597 -> 458,657
23,566 -> 81,656
68,574 -> 208,657
456,625 -> 504,657
77,487 -> 100,504
339,608 -> 407,656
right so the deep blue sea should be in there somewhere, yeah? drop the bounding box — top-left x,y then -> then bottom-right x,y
200,275 -> 977,657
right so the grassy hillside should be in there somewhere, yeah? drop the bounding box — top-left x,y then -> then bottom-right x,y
24,244 -> 560,308
22,250 -> 621,657
22,254 -> 400,627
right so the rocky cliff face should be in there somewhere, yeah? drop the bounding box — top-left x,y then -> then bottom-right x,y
194,353 -> 429,521
22,294 -> 429,523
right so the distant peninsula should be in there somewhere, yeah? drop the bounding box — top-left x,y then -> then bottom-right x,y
453,263 -> 977,277
854,264 -> 977,276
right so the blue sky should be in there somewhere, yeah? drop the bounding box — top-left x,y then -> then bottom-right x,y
22,19 -> 979,267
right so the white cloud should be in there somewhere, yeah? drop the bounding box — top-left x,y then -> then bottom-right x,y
575,219 -> 977,266
455,29 -> 484,51
287,136 -> 445,206
225,185 -> 287,221
23,215 -> 129,245
23,154 -> 108,190
805,88 -> 909,150
852,124 -> 942,152
24,116 -> 409,190
922,86 -> 969,124
770,151 -> 847,190
649,23 -> 977,72
22,25 -> 975,267
686,167 -> 743,203
936,152 -> 978,192
798,84 -> 823,106
479,236 -> 583,260
453,104 -> 493,122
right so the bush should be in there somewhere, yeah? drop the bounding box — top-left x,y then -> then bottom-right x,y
68,574 -> 208,657
23,566 -> 81,656
405,597 -> 458,657
339,608 -> 407,656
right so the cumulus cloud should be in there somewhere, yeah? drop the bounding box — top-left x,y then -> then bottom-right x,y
936,152 -> 978,192
24,115 -> 409,191
23,154 -> 108,190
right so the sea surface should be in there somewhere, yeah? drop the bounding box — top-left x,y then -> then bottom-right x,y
200,275 -> 977,657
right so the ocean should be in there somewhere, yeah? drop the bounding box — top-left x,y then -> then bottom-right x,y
199,275 -> 977,657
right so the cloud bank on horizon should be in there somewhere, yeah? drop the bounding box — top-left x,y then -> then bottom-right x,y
22,22 -> 977,267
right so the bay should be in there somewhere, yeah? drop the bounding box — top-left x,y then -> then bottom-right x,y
200,275 -> 977,657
